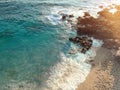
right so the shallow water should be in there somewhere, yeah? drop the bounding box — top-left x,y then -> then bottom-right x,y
0,0 -> 119,90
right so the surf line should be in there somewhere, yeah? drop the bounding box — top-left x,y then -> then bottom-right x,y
41,10 -> 103,90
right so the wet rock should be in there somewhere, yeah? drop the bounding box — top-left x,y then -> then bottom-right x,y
69,36 -> 93,53
83,12 -> 91,18
76,5 -> 120,49
81,48 -> 87,54
61,14 -> 68,20
89,60 -> 94,63
69,14 -> 74,18
62,15 -> 66,20
69,37 -> 82,43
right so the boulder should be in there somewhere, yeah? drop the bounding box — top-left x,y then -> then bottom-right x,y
69,36 -> 93,53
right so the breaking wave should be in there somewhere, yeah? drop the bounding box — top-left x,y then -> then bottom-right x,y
40,38 -> 103,90
0,0 -> 118,90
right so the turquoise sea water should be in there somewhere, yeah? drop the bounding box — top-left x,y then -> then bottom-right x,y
0,1 -> 66,88
0,0 -> 119,90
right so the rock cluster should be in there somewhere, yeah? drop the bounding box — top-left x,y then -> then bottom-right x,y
61,14 -> 74,20
69,37 -> 93,53
76,5 -> 120,50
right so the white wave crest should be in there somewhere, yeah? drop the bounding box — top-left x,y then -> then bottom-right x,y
44,6 -> 85,25
5,38 -> 103,90
41,38 -> 103,90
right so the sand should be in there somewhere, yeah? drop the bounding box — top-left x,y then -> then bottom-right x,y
74,4 -> 120,90
76,47 -> 120,90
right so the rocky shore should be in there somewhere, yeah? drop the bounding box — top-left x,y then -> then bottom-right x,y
76,4 -> 120,90
60,4 -> 120,90
76,5 -> 120,50
69,36 -> 92,53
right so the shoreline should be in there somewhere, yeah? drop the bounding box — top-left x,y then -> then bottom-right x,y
75,4 -> 120,90
76,47 -> 120,90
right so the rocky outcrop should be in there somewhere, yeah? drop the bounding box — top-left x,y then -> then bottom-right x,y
69,37 -> 92,53
77,5 -> 120,50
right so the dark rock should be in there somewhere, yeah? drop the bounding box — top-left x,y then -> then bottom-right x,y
69,14 -> 74,18
89,60 -> 94,63
84,12 -> 91,18
69,36 -> 93,53
81,48 -> 87,54
62,15 -> 66,20
61,14 -> 68,20
76,5 -> 120,49
69,37 -> 82,43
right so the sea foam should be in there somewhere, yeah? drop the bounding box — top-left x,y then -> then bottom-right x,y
39,6 -> 104,90
44,6 -> 85,26
40,38 -> 103,90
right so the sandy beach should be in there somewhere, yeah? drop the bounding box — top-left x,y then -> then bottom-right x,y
76,47 -> 120,90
